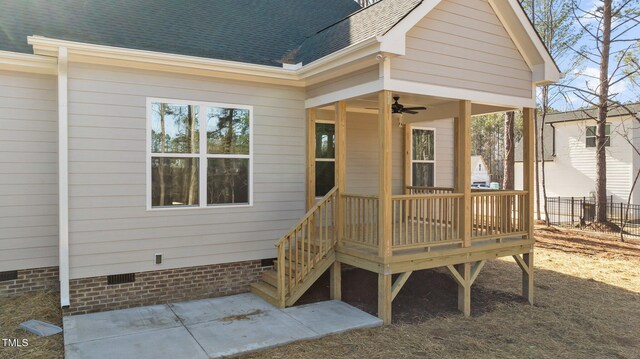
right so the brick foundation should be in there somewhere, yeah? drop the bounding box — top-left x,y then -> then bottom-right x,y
0,266 -> 60,296
64,260 -> 269,315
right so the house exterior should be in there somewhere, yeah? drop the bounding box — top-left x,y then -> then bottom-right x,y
471,155 -> 491,186
515,104 -> 640,208
0,0 -> 558,323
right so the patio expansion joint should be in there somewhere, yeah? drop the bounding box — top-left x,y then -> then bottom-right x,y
167,303 -> 210,357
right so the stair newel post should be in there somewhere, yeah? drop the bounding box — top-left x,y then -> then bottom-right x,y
277,242 -> 286,308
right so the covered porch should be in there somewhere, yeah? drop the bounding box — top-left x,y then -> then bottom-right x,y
287,90 -> 536,324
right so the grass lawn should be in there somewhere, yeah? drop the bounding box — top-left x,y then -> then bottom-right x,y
1,226 -> 638,359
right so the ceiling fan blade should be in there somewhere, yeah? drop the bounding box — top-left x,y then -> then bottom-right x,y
404,110 -> 419,115
403,107 -> 427,111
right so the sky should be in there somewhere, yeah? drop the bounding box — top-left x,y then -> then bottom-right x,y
550,0 -> 640,110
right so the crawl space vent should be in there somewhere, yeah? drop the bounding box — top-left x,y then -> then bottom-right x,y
0,270 -> 18,282
107,273 -> 136,285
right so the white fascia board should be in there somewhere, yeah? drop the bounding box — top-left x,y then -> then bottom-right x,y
27,36 -> 384,87
378,0 -> 443,55
0,50 -> 57,75
386,79 -> 536,108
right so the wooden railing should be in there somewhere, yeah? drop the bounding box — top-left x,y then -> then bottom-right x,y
275,187 -> 337,304
391,193 -> 464,250
406,186 -> 455,195
471,190 -> 527,240
342,194 -> 379,249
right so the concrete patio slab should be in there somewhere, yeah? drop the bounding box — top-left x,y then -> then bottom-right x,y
283,300 -> 383,334
63,294 -> 382,359
65,326 -> 208,359
63,304 -> 181,344
169,292 -> 275,325
187,307 -> 318,358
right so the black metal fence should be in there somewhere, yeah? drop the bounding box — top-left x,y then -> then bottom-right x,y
545,196 -> 640,239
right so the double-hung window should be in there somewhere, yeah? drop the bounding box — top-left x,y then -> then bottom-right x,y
586,124 -> 611,148
411,128 -> 436,187
148,99 -> 252,209
315,122 -> 335,197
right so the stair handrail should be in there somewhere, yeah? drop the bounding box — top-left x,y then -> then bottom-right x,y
274,186 -> 338,306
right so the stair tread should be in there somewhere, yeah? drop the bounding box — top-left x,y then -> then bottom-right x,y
250,281 -> 277,298
262,270 -> 289,287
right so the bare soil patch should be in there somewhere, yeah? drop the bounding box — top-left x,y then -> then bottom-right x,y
246,227 -> 640,359
0,292 -> 63,359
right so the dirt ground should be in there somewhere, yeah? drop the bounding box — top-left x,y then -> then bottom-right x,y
0,291 -> 63,359
1,226 -> 638,359
246,227 -> 640,359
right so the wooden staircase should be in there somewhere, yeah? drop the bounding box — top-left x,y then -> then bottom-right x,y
251,187 -> 338,308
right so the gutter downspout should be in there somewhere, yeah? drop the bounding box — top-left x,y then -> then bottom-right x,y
548,123 -> 557,157
58,47 -> 70,308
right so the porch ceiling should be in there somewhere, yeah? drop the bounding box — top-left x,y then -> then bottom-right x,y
318,91 -> 516,122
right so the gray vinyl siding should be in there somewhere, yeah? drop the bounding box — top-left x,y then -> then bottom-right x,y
67,63 -> 306,279
306,65 -> 379,100
0,70 -> 58,271
390,0 -> 533,99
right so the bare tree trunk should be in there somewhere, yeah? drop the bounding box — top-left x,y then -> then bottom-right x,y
159,105 -> 166,205
595,0 -> 612,223
503,111 -> 515,190
540,87 -> 550,225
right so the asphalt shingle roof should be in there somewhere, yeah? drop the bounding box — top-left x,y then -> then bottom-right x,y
0,0 -> 365,67
292,0 -> 423,64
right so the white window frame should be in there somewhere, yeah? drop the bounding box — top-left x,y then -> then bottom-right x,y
146,97 -> 254,211
585,123 -> 611,148
410,126 -> 437,187
315,119 -> 335,199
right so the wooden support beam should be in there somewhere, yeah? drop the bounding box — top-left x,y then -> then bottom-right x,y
391,271 -> 413,301
456,101 -> 472,247
306,108 -> 316,211
335,101 -> 347,242
378,91 -> 393,258
330,261 -> 341,300
469,260 -> 486,285
514,252 -> 534,304
456,263 -> 471,317
404,124 -> 412,194
378,273 -> 392,325
523,107 -> 535,239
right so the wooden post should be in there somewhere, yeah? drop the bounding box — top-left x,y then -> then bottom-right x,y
522,107 -> 535,239
456,101 -> 472,247
456,263 -> 471,317
306,108 -> 316,211
523,252 -> 534,304
378,273 -> 392,324
404,124 -> 412,194
378,90 -> 393,324
333,102 -> 347,300
330,261 -> 341,300
378,91 -> 393,258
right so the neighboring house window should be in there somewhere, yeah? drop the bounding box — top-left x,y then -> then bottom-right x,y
478,163 -> 482,171
586,124 -> 611,148
148,99 -> 252,209
411,128 -> 435,187
315,122 -> 335,196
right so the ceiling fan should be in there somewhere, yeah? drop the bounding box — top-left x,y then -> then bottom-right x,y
367,96 -> 427,115
391,96 -> 427,114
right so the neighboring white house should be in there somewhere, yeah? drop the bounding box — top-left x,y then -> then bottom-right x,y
515,104 -> 640,207
0,0 -> 558,318
471,156 -> 491,186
